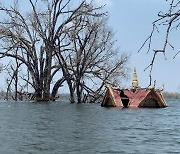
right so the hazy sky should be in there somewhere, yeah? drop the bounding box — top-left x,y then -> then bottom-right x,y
96,0 -> 180,92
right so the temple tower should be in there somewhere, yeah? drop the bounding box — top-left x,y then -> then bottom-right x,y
132,68 -> 139,88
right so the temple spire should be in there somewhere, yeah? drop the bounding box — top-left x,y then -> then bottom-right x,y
132,68 -> 139,88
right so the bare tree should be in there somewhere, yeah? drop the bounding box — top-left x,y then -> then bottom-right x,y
139,0 -> 180,85
57,13 -> 129,103
0,0 -> 106,101
5,61 -> 22,101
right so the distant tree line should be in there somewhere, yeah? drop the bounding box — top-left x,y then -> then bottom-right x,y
163,92 -> 180,99
0,0 -> 129,103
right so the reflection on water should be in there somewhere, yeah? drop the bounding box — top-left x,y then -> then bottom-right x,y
0,98 -> 180,154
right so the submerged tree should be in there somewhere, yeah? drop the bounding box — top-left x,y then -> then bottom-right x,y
5,60 -> 22,101
139,0 -> 180,85
58,15 -> 129,103
0,0 -> 129,102
0,0 -> 103,101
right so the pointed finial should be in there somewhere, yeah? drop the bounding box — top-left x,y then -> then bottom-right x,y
152,80 -> 156,89
132,68 -> 139,88
160,84 -> 164,91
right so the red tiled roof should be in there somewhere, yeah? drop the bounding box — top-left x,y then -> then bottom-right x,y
101,86 -> 167,108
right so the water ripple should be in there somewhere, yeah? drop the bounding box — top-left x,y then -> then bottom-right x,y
0,99 -> 179,153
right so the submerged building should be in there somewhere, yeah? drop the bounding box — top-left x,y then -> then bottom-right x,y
101,69 -> 167,108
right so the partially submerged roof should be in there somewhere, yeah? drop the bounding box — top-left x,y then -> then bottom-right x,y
101,68 -> 168,108
102,86 -> 124,107
101,86 -> 167,108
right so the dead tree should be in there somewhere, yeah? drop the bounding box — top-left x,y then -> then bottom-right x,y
0,0 -> 105,101
57,14 -> 129,103
5,61 -> 23,100
138,0 -> 180,85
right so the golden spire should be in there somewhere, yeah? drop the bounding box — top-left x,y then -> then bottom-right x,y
132,68 -> 139,88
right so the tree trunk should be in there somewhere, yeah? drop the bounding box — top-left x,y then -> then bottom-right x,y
51,77 -> 65,101
42,44 -> 53,101
14,71 -> 18,101
67,80 -> 75,103
76,80 -> 82,103
69,89 -> 75,103
34,87 -> 42,101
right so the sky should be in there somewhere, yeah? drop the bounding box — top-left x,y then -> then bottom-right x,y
1,0 -> 180,93
94,0 -> 180,92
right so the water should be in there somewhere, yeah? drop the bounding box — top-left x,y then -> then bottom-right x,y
0,98 -> 180,154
